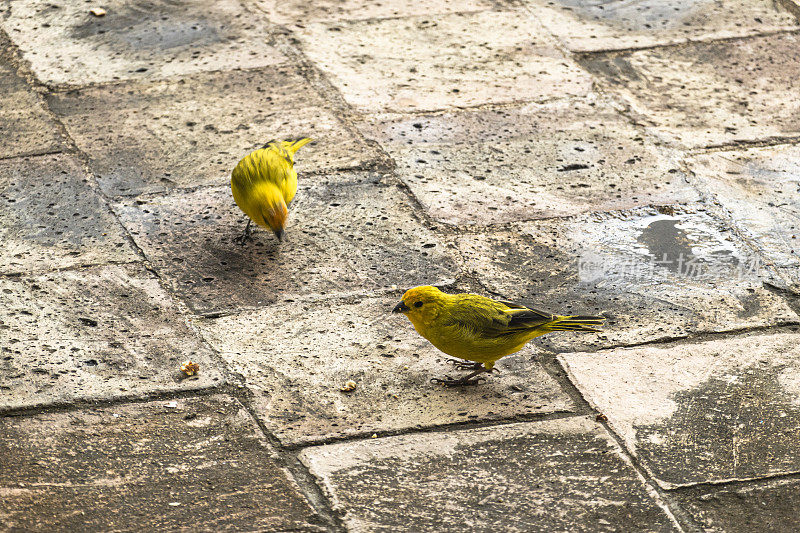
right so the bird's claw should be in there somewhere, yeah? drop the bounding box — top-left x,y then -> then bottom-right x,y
446,360 -> 484,371
430,376 -> 488,387
234,219 -> 253,246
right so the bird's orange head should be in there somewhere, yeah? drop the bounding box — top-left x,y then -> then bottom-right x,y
252,184 -> 289,241
262,200 -> 288,242
392,285 -> 448,324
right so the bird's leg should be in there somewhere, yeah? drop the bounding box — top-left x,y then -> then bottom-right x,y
447,359 -> 484,371
431,366 -> 492,387
234,219 -> 253,246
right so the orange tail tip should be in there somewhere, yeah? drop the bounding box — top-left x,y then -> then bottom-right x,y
288,137 -> 312,154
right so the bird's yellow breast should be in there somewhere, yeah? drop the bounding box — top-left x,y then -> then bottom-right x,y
409,314 -> 543,365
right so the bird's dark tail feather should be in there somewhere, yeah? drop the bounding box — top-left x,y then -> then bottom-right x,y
546,315 -> 605,333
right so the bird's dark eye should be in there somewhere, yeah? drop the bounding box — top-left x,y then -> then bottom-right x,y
414,301 -> 423,308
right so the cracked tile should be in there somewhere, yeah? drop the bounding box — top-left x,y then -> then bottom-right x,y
300,416 -> 678,531
580,33 -> 800,148
561,331 -> 800,487
294,10 -> 592,113
686,145 -> 800,292
523,0 -> 798,52
358,99 -> 697,225
0,50 -> 64,158
0,154 -> 139,274
1,0 -> 285,85
0,395 -> 323,531
0,263 -> 223,410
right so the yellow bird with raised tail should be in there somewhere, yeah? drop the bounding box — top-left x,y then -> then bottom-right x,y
231,138 -> 312,244
392,286 -> 604,386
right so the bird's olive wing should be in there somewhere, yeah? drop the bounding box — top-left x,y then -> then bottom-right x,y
503,307 -> 554,332
445,298 -> 553,339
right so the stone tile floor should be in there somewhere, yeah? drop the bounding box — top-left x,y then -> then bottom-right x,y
2,0 -> 800,531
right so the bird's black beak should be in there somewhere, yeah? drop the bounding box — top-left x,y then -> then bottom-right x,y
392,301 -> 410,314
274,229 -> 285,242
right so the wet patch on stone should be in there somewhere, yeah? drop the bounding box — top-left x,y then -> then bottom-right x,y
524,0 -> 798,52
197,296 -> 573,445
0,154 -> 139,274
457,206 -> 797,352
560,331 -> 800,487
358,100 -> 697,225
1,0 -> 286,85
686,145 -> 800,292
636,364 -> 800,486
0,263 -> 223,410
300,416 -> 678,531
294,10 -> 592,113
675,478 -> 800,533
579,33 -> 800,148
114,177 -> 457,314
0,395 -> 323,531
48,66 -> 380,197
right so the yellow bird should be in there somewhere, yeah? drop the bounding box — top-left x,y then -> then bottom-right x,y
392,286 -> 604,386
230,138 -> 312,244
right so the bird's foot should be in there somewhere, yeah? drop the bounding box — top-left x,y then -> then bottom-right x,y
431,375 -> 488,387
233,233 -> 251,246
431,366 -> 493,387
234,219 -> 253,246
447,360 -> 484,371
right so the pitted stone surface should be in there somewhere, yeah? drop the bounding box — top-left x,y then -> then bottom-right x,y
523,0 -> 798,52
0,154 -> 139,274
258,0 -> 492,24
197,296 -> 573,445
0,52 -> 64,158
675,479 -> 800,533
0,264 -> 223,410
580,33 -> 800,148
358,100 -> 698,225
0,395 -> 323,531
686,145 -> 800,292
300,416 -> 678,532
0,0 -> 286,85
114,177 -> 457,314
560,331 -> 800,487
48,66 -> 380,197
457,206 -> 797,352
294,10 -> 593,113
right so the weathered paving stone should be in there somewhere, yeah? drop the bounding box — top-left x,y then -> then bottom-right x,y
0,49 -> 64,158
523,0 -> 798,52
457,206 -> 798,352
686,145 -> 800,292
197,296 -> 573,445
0,154 -> 139,274
560,331 -> 800,487
300,416 -> 678,532
0,263 -> 223,410
0,0 -> 286,85
115,176 -> 458,315
294,10 -> 592,113
358,99 -> 698,225
258,0 -> 492,24
0,395 -> 323,531
674,478 -> 800,533
580,33 -> 800,148
48,66 -> 380,197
